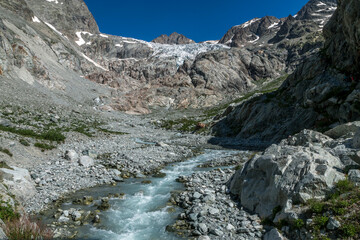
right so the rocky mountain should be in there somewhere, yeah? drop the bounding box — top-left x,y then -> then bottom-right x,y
0,0 -> 338,115
152,32 -> 195,45
212,0 -> 358,144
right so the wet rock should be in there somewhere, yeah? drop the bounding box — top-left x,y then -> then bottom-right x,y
97,197 -> 110,210
156,142 -> 169,147
141,180 -> 152,184
153,172 -> 167,178
83,196 -> 94,205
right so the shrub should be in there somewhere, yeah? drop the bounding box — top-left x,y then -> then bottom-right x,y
293,219 -> 305,229
341,224 -> 358,237
309,200 -> 325,214
313,216 -> 329,228
0,147 -> 13,157
34,143 -> 56,151
335,179 -> 355,194
40,129 -> 65,142
19,139 -> 30,147
0,200 -> 19,222
4,215 -> 53,240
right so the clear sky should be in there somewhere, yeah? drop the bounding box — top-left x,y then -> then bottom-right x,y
83,0 -> 309,42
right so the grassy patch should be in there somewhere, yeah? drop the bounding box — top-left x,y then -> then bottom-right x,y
34,142 -> 56,151
98,128 -> 128,135
0,125 -> 65,143
0,200 -> 19,222
0,147 -> 13,157
19,139 -> 30,147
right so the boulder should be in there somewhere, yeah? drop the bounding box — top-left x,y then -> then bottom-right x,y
348,169 -> 360,185
324,122 -> 360,139
353,130 -> 360,148
0,166 -> 36,202
228,131 -> 345,218
264,228 -> 287,240
64,150 -> 79,162
78,156 -> 94,167
0,226 -> 6,240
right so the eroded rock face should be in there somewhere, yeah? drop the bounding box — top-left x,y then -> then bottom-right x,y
213,0 -> 359,143
228,130 -> 345,218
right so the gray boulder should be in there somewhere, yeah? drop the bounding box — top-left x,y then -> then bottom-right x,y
64,150 -> 79,162
78,156 -> 94,167
353,130 -> 360,148
0,166 -> 37,203
324,122 -> 360,139
264,228 -> 287,240
228,130 -> 345,218
0,226 -> 5,240
348,169 -> 360,186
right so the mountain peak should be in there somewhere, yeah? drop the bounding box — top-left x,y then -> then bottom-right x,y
151,32 -> 195,45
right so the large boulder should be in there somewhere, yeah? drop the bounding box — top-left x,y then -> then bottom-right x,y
353,130 -> 360,148
78,156 -> 94,167
0,166 -> 36,203
228,130 -> 345,218
324,122 -> 360,139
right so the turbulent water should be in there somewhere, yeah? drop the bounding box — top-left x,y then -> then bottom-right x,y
52,150 -> 239,240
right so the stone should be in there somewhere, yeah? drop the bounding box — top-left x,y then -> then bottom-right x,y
78,156 -> 94,167
193,192 -> 202,199
0,226 -> 5,240
208,207 -> 220,215
353,130 -> 360,148
188,213 -> 198,221
198,223 -> 208,234
348,169 -> 360,185
327,217 -> 341,230
209,229 -> 223,236
197,236 -> 210,240
155,141 -> 169,147
97,197 -> 110,210
58,216 -> 70,223
64,150 -> 79,162
263,228 -> 287,240
83,196 -> 94,205
113,176 -> 124,182
226,223 -> 235,231
72,211 -> 82,221
349,151 -> 360,165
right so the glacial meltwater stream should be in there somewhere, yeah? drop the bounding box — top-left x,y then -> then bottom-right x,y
48,150 -> 240,240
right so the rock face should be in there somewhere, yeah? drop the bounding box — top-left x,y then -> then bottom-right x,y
213,0 -> 359,144
25,0 -> 100,39
228,130 -> 346,218
152,32 -> 195,45
0,0 -> 338,114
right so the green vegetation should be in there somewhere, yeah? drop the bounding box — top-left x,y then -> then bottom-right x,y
0,125 -> 65,143
313,216 -> 329,228
292,219 -> 304,229
341,223 -> 359,237
34,142 -> 56,151
19,139 -> 30,146
98,128 -> 128,135
0,147 -> 13,157
0,199 -> 19,222
0,161 -> 12,169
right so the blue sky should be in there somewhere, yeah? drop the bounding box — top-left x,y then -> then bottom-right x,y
83,0 -> 309,42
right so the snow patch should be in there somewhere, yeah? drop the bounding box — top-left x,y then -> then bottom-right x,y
32,16 -> 41,23
316,1 -> 326,6
81,53 -> 107,71
268,22 -> 279,29
202,40 -> 219,44
249,35 -> 260,43
99,34 -> 109,38
236,18 -> 260,28
44,22 -> 68,39
75,32 -> 93,46
45,0 -> 59,3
